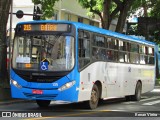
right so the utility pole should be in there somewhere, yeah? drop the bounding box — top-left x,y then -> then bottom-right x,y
9,0 -> 13,80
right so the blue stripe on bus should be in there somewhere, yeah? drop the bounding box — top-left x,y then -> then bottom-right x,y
17,20 -> 155,46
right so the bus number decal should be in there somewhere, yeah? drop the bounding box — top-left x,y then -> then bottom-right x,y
23,24 -> 31,31
128,67 -> 131,72
52,83 -> 58,86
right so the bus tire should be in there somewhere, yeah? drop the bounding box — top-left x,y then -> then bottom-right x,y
36,100 -> 51,108
131,82 -> 142,101
84,84 -> 99,109
125,95 -> 131,101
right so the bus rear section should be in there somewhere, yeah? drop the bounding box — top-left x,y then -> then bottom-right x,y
10,22 -> 80,107
76,28 -> 155,109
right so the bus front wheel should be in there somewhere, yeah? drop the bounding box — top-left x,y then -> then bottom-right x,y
84,84 -> 99,109
36,100 -> 51,108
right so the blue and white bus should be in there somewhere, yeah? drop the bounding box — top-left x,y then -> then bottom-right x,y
10,20 -> 155,109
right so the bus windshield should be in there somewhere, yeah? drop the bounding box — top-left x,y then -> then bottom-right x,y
12,35 -> 75,72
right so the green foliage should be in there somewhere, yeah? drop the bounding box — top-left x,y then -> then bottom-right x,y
78,0 -> 122,30
32,0 -> 59,19
127,0 -> 160,44
110,2 -> 117,15
153,30 -> 160,44
129,0 -> 157,17
78,0 -> 117,16
149,0 -> 160,18
78,0 -> 103,12
127,23 -> 138,35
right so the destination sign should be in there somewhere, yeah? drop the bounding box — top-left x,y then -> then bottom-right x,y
21,23 -> 70,32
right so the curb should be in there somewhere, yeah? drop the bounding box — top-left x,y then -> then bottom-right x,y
155,86 -> 160,89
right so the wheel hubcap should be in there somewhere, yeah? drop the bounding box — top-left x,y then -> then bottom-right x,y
137,87 -> 141,99
91,89 -> 98,104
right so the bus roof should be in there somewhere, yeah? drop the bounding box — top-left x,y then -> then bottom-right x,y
17,20 -> 155,46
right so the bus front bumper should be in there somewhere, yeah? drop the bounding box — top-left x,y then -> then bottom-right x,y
10,84 -> 78,102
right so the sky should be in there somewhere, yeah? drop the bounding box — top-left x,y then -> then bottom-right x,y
13,0 -> 33,6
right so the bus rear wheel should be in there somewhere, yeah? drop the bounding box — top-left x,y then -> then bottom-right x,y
84,84 -> 99,109
36,100 -> 51,108
125,82 -> 142,101
132,82 -> 142,101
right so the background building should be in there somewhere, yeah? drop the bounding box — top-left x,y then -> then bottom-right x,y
7,0 -> 100,31
53,0 -> 100,27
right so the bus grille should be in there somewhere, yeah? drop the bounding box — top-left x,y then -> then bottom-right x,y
23,92 -> 57,99
20,74 -> 62,83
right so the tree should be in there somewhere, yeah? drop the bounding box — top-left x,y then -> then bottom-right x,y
0,0 -> 11,87
115,0 -> 135,32
129,0 -> 156,17
32,0 -> 59,19
129,0 -> 160,42
78,0 -> 136,33
78,0 -> 112,30
146,0 -> 160,42
150,0 -> 160,18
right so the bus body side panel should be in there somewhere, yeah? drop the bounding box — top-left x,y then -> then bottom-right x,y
78,62 -> 155,102
10,68 -> 80,102
136,65 -> 155,94
78,62 -> 121,102
119,64 -> 155,95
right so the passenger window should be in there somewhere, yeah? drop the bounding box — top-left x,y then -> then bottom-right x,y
140,55 -> 147,64
145,47 -> 148,55
78,30 -> 91,69
92,47 -> 106,61
130,43 -> 139,53
148,56 -> 154,64
139,45 -> 145,54
92,48 -> 118,62
148,47 -> 154,55
107,38 -> 118,49
130,53 -> 139,64
119,52 -> 129,63
93,35 -> 105,47
119,40 -> 128,51
106,50 -> 113,61
119,40 -> 123,51
148,47 -> 154,64
79,31 -> 90,58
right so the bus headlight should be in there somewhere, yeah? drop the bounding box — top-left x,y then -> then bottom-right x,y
10,79 -> 22,88
58,81 -> 76,91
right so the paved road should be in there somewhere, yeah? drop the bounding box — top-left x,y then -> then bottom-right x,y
0,87 -> 160,120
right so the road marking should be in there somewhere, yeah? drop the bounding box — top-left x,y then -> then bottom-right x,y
122,101 -> 136,104
122,96 -> 160,104
151,89 -> 160,92
24,110 -> 112,120
50,101 -> 71,104
140,96 -> 160,102
143,100 -> 160,105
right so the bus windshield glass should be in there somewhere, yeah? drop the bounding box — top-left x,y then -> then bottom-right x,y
12,35 -> 75,72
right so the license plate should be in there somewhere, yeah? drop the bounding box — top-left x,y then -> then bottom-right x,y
32,90 -> 43,94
